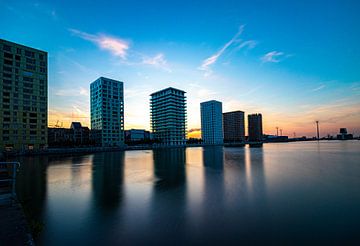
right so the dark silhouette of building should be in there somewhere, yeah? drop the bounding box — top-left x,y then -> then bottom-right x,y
48,122 -> 91,147
70,122 -> 90,145
337,128 -> 353,140
223,110 -> 245,143
248,113 -> 263,142
48,127 -> 71,146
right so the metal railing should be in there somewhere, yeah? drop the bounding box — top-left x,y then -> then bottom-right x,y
0,162 -> 20,200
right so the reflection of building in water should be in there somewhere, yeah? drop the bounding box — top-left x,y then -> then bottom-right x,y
153,148 -> 186,189
248,148 -> 267,205
91,152 -> 125,209
201,146 -> 226,235
16,156 -> 48,225
147,148 -> 187,244
202,146 -> 224,170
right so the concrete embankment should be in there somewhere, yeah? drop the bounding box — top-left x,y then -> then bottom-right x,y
0,199 -> 35,245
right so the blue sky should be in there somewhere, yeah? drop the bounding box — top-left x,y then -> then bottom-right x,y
1,0 -> 359,137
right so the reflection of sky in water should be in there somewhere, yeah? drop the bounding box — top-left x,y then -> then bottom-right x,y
15,141 -> 360,245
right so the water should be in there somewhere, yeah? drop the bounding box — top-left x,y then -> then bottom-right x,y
15,141 -> 360,245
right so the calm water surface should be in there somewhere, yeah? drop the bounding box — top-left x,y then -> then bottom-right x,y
15,141 -> 360,245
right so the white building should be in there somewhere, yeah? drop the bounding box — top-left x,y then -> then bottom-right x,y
90,77 -> 124,147
200,100 -> 223,145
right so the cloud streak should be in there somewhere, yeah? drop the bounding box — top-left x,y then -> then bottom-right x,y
142,53 -> 171,72
54,87 -> 89,97
261,51 -> 285,63
199,25 -> 247,76
311,84 -> 326,92
69,29 -> 129,59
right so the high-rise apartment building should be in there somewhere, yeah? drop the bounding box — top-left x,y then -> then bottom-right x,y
0,39 -> 48,151
150,87 -> 186,146
90,77 -> 124,147
248,113 -> 263,142
223,110 -> 245,142
200,100 -> 223,145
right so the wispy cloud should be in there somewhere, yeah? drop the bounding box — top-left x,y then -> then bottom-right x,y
142,53 -> 171,72
54,87 -> 89,97
199,25 -> 247,76
69,29 -> 129,59
261,51 -> 285,63
235,40 -> 257,51
311,84 -> 326,92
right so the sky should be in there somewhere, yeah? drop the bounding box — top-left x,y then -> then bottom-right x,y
1,0 -> 359,138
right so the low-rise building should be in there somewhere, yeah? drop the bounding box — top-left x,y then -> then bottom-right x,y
48,122 -> 91,147
337,128 -> 353,140
125,129 -> 151,144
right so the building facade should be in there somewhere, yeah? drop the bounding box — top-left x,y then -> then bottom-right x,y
150,87 -> 187,146
90,77 -> 124,147
48,122 -> 91,147
223,110 -> 245,142
200,100 -> 223,145
0,39 -> 48,151
70,122 -> 90,145
248,113 -> 263,142
125,129 -> 151,142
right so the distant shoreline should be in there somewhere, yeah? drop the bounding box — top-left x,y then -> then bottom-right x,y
2,139 -> 358,158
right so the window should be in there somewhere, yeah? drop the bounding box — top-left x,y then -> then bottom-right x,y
4,52 -> 13,59
26,58 -> 35,64
25,50 -> 35,57
26,64 -> 35,70
23,76 -> 33,82
3,66 -> 12,72
4,60 -> 12,65
24,83 -> 33,88
23,71 -> 33,76
3,44 -> 11,51
3,79 -> 12,85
